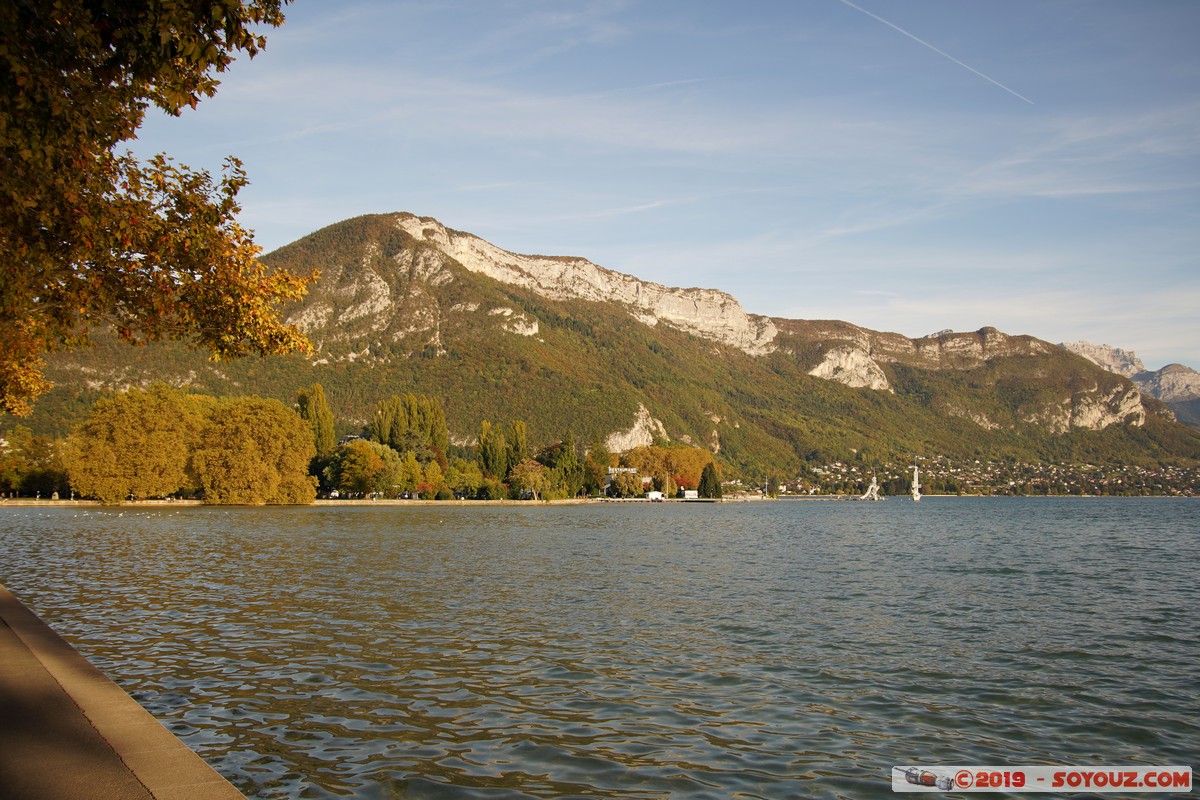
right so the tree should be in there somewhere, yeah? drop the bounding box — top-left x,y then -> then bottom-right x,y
506,420 -> 529,471
478,420 -> 508,479
297,384 -> 336,460
368,395 -> 406,450
368,393 -> 449,466
192,396 -> 316,504
607,470 -> 643,498
64,384 -> 204,502
324,439 -> 401,496
583,435 -> 612,497
444,458 -> 484,499
397,450 -> 423,495
418,460 -> 445,500
0,1 -> 312,416
509,458 -> 548,501
0,425 -> 68,497
538,432 -> 583,497
698,462 -> 723,499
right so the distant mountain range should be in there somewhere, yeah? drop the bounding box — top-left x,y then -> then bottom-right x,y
30,212 -> 1200,475
1060,341 -> 1200,429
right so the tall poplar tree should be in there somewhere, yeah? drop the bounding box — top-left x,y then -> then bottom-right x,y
297,383 -> 336,459
478,420 -> 508,479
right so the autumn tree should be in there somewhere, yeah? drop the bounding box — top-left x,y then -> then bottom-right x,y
324,439 -> 403,496
0,425 -> 68,497
622,444 -> 713,495
64,384 -> 205,503
0,0 -> 312,416
192,396 -> 316,504
509,458 -> 549,501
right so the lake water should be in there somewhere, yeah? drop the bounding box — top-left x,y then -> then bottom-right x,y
1,499 -> 1197,799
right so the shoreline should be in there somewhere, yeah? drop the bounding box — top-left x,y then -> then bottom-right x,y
0,496 -> 768,508
0,493 -> 1192,509
0,583 -> 248,799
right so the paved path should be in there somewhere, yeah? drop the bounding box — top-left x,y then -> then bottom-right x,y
0,584 -> 249,800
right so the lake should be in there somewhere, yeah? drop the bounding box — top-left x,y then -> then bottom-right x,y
1,498 -> 1196,799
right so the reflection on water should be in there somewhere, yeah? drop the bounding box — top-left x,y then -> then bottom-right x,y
2,499 -> 1198,799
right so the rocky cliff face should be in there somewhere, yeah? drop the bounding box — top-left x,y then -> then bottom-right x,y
1059,341 -> 1200,428
1060,341 -> 1145,377
270,213 -> 1159,439
1133,363 -> 1200,403
1023,383 -> 1146,434
393,214 -> 778,356
776,321 -> 1149,432
807,346 -> 892,391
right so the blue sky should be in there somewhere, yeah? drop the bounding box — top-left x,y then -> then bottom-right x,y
133,1 -> 1200,369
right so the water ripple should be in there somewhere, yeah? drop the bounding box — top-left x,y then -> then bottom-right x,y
1,499 -> 1198,799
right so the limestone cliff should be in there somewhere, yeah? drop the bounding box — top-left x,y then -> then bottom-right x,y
1134,363 -> 1200,403
394,214 -> 778,356
1060,341 -> 1145,378
1060,341 -> 1200,428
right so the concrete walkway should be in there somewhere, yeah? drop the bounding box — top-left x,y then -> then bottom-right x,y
0,584 -> 249,800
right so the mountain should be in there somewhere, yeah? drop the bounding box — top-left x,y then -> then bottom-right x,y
1060,341 -> 1200,429
1059,341 -> 1145,378
27,213 -> 1200,476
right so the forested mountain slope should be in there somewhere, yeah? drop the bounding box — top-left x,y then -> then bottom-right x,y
29,213 -> 1200,476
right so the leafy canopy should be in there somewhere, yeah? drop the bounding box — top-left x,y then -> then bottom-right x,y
62,383 -> 206,502
0,0 -> 311,416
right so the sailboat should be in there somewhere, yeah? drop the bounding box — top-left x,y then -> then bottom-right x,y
911,466 -> 922,503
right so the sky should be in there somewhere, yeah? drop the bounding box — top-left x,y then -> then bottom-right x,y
132,1 -> 1200,369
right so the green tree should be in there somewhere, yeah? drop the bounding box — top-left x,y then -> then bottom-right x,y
444,458 -> 484,498
192,396 -> 316,504
0,0 -> 312,416
478,420 -> 508,479
583,435 -> 612,497
698,462 -> 723,499
506,420 -> 528,472
538,432 -> 584,497
607,469 -> 643,498
297,383 -> 336,459
64,384 -> 203,503
368,395 -> 406,451
397,450 -> 423,495
368,393 -> 449,467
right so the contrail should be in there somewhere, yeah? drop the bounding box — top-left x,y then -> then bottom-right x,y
837,0 -> 1034,105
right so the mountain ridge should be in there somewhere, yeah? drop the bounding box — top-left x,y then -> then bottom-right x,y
26,212 -> 1200,475
1060,341 -> 1200,430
